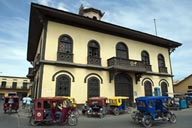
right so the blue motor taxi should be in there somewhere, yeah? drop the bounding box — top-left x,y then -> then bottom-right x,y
132,96 -> 176,128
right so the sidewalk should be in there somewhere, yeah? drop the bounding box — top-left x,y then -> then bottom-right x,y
17,105 -> 31,118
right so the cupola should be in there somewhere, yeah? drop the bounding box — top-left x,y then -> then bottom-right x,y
79,4 -> 104,20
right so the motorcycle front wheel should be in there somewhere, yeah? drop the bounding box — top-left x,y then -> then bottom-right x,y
142,115 -> 152,128
67,115 -> 78,126
169,113 -> 176,123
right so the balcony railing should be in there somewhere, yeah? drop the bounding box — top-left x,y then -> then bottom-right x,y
87,56 -> 101,65
107,57 -> 151,72
0,86 -> 29,90
159,66 -> 168,73
57,52 -> 73,62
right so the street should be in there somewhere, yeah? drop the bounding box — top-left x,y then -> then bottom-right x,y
0,101 -> 192,128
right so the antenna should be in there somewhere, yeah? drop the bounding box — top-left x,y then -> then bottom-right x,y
154,19 -> 158,36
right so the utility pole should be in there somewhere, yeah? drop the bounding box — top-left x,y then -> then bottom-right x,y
154,19 -> 158,36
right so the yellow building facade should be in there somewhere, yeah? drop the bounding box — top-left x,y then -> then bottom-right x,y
174,74 -> 192,93
27,3 -> 181,105
0,76 -> 31,99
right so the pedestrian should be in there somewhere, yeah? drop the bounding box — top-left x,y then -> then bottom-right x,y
25,96 -> 32,112
22,97 -> 27,109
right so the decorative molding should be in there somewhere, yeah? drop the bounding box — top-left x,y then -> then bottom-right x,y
52,70 -> 75,82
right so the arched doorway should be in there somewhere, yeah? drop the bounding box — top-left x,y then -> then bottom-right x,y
56,74 -> 71,96
115,73 -> 133,104
161,82 -> 168,96
88,77 -> 100,98
144,81 -> 152,96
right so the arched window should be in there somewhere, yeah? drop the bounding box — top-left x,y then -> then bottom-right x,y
116,42 -> 128,59
161,82 -> 168,96
158,54 -> 165,67
57,35 -> 73,62
141,51 -> 150,65
56,74 -> 71,96
144,81 -> 152,96
87,77 -> 100,98
158,54 -> 167,73
88,40 -> 101,65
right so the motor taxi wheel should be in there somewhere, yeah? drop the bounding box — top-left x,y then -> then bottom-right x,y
67,115 -> 78,126
113,108 -> 120,116
131,111 -> 139,122
142,115 -> 152,128
29,116 -> 40,126
169,114 -> 176,123
99,113 -> 104,118
73,110 -> 80,118
8,108 -> 12,115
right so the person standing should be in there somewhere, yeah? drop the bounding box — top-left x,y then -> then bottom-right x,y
25,96 -> 32,112
22,97 -> 27,109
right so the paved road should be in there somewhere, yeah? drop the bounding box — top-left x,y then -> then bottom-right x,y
1,101 -> 192,128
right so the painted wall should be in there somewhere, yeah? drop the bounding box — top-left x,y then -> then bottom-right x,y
32,21 -> 174,103
174,76 -> 192,93
45,21 -> 171,74
0,76 -> 30,97
41,65 -> 114,103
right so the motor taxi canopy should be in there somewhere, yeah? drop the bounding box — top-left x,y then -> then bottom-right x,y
109,96 -> 129,106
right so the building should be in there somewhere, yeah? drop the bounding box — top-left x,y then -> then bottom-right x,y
0,76 -> 31,99
27,3 -> 181,104
174,74 -> 192,93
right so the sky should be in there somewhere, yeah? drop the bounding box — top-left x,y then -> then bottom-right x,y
0,0 -> 191,81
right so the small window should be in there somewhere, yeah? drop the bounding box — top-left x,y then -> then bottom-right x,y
93,16 -> 97,20
148,100 -> 153,108
188,86 -> 192,89
12,82 -> 17,89
22,82 -> 28,89
137,101 -> 145,107
37,102 -> 42,108
1,81 -> 6,88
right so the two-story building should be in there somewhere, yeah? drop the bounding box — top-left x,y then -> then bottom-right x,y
0,76 -> 31,99
174,74 -> 192,93
27,3 -> 181,104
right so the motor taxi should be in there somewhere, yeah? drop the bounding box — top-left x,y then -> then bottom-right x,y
3,96 -> 19,114
86,97 -> 108,118
58,96 -> 79,117
29,97 -> 78,126
132,96 -> 176,128
108,96 -> 131,115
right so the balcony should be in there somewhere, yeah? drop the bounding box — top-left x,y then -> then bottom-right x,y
159,66 -> 168,73
0,86 -> 30,90
107,57 -> 151,72
57,52 -> 73,62
27,68 -> 35,80
87,56 -> 101,66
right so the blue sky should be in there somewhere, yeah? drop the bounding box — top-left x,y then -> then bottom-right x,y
0,0 -> 191,81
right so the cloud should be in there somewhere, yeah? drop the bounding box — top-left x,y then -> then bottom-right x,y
56,2 -> 69,11
36,0 -> 53,6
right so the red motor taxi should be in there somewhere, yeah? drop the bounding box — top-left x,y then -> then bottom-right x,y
3,96 -> 19,114
29,97 -> 78,126
86,97 -> 108,118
